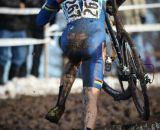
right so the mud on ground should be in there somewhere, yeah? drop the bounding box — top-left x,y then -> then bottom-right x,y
0,87 -> 160,130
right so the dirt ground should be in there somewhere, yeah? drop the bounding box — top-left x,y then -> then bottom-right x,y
0,87 -> 160,130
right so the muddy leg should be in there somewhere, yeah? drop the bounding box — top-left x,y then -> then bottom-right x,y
56,60 -> 80,106
82,87 -> 100,130
45,60 -> 80,123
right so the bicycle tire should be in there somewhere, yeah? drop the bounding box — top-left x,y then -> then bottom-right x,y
102,80 -> 131,101
121,32 -> 150,120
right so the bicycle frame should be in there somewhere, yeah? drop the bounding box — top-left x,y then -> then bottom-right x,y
105,0 -> 139,75
105,13 -> 122,64
105,0 -> 126,66
106,0 -> 150,80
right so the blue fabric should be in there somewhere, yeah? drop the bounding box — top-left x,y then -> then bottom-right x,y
36,0 -> 59,26
36,9 -> 54,26
60,9 -> 106,89
81,44 -> 104,89
37,0 -> 107,89
0,30 -> 27,67
45,0 -> 59,7
61,8 -> 106,58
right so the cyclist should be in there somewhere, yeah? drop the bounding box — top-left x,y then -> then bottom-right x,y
37,0 -> 125,129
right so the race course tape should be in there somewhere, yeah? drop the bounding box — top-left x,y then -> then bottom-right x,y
0,3 -> 160,15
124,24 -> 160,33
0,38 -> 47,46
0,24 -> 160,46
0,8 -> 40,15
119,3 -> 160,10
0,73 -> 159,99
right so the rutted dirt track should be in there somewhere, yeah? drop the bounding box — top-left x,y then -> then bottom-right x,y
0,87 -> 160,130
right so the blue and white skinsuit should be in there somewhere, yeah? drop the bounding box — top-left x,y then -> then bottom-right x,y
37,0 -> 107,89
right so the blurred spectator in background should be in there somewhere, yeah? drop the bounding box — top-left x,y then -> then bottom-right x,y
0,0 -> 28,85
122,0 -> 147,61
143,9 -> 157,72
18,0 -> 45,77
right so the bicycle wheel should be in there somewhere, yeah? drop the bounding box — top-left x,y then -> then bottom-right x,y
121,32 -> 150,120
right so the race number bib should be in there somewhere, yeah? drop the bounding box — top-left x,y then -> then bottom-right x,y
61,0 -> 102,22
82,0 -> 102,19
61,0 -> 82,22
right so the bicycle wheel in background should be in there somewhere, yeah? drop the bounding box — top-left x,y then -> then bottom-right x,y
121,32 -> 150,120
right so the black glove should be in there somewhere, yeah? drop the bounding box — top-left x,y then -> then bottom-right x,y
106,0 -> 114,15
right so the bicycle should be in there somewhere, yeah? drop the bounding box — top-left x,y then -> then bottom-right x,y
102,0 -> 152,121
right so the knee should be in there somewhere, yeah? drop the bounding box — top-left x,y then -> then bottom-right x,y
83,87 -> 100,104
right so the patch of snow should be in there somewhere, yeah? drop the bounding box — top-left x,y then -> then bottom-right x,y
0,73 -> 159,99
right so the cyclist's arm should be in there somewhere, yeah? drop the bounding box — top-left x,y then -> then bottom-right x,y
36,0 -> 60,26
